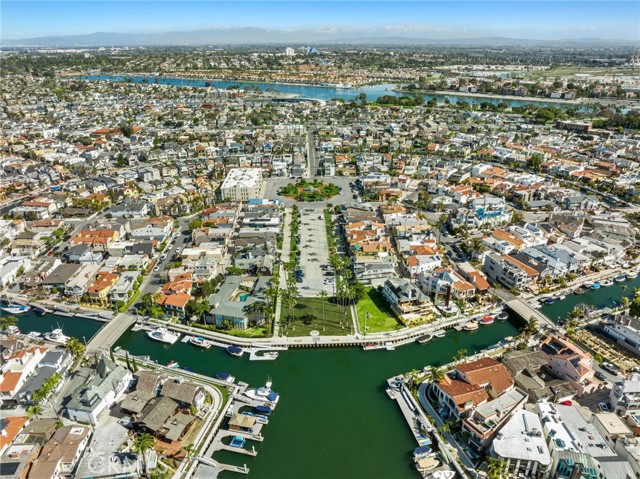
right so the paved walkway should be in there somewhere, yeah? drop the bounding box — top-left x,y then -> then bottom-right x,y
274,207 -> 292,337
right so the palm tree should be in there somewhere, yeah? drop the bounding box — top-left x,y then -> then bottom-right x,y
426,366 -> 445,383
486,457 -> 507,479
65,337 -> 85,360
318,290 -> 328,331
0,315 -> 17,331
27,404 -> 43,419
181,442 -> 198,463
132,433 -> 156,477
468,237 -> 484,259
437,423 -> 451,435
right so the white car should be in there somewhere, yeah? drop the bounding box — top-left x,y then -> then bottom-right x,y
160,254 -> 167,261
175,247 -> 182,254
153,265 -> 160,272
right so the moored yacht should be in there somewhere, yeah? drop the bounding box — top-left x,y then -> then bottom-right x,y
244,379 -> 280,404
433,330 -> 446,338
615,274 -> 627,283
44,328 -> 69,345
147,327 -> 180,345
1,303 -> 30,315
463,322 -> 479,331
479,316 -> 494,325
628,270 -> 638,279
189,337 -> 211,349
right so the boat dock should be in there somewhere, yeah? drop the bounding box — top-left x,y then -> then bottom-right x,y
386,377 -> 432,446
190,380 -> 280,479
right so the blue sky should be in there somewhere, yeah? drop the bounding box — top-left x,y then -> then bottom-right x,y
2,1 -> 638,40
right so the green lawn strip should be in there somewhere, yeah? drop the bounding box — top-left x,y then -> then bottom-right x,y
190,322 -> 270,338
285,296 -> 351,336
356,287 -> 402,333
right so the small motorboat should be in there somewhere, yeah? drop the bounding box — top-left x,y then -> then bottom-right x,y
479,316 -> 494,325
601,279 -> 613,287
417,334 -> 433,344
463,322 -> 479,331
33,307 -> 47,315
227,346 -> 244,357
385,342 -> 396,351
433,330 -> 446,338
591,282 -> 601,290
557,295 -> 566,300
1,303 -> 30,315
496,311 -> 509,321
628,271 -> 638,279
189,337 -> 211,349
583,282 -> 594,288
27,331 -> 42,339
503,336 -> 515,343
216,372 -> 236,383
543,297 -> 555,305
573,287 -> 585,295
167,360 -> 180,369
615,274 -> 627,283
255,405 -> 272,415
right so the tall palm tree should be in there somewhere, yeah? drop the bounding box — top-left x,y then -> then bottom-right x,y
65,337 -> 86,360
426,366 -> 445,383
27,404 -> 43,419
1,315 -> 17,330
132,433 -> 156,477
318,290 -> 328,331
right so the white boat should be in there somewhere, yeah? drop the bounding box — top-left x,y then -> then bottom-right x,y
147,327 -> 180,345
263,351 -> 279,359
227,346 -> 244,357
428,471 -> 456,479
27,331 -> 42,339
433,330 -> 446,338
463,322 -> 479,331
385,342 -> 396,351
601,279 -> 614,287
244,379 -> 280,404
557,295 -> 566,300
44,328 -> 69,345
189,337 -> 211,349
417,334 -> 433,344
628,271 -> 638,279
167,360 -> 180,369
1,303 -> 30,315
496,311 -> 509,321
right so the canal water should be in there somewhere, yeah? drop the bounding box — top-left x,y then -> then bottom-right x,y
13,312 -> 515,479
540,275 -> 640,322
77,75 -> 581,109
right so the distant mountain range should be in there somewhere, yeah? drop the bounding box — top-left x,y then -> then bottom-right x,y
2,27 -> 636,48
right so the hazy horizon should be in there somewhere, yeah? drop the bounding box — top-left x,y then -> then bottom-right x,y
2,1 -> 639,43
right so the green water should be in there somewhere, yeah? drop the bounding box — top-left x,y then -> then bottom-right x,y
541,275 -> 640,322
11,309 -> 103,342
114,322 -> 517,479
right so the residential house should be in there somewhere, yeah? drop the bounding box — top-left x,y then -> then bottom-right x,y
381,278 -> 434,325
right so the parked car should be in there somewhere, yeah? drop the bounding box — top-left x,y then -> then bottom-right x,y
559,400 -> 572,406
595,371 -> 607,381
601,362 -> 619,375
153,265 -> 160,272
160,253 -> 167,261
598,402 -> 610,412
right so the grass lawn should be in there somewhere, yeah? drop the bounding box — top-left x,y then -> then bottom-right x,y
283,297 -> 352,337
191,323 -> 270,338
356,287 -> 403,333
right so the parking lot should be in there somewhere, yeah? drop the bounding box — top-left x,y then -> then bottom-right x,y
296,208 -> 334,298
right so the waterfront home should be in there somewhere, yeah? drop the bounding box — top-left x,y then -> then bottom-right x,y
418,267 -> 476,305
161,379 -> 205,411
381,278 -> 434,324
86,272 -> 120,305
137,396 -> 195,442
455,263 -> 491,295
539,336 -> 598,397
432,357 -> 515,420
65,356 -> 132,425
0,347 -> 48,403
29,425 -> 91,479
490,409 -> 552,478
205,276 -> 269,329
64,264 -> 101,298
155,292 -> 192,317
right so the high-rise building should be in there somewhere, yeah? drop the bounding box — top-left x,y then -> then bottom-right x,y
285,47 -> 295,57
